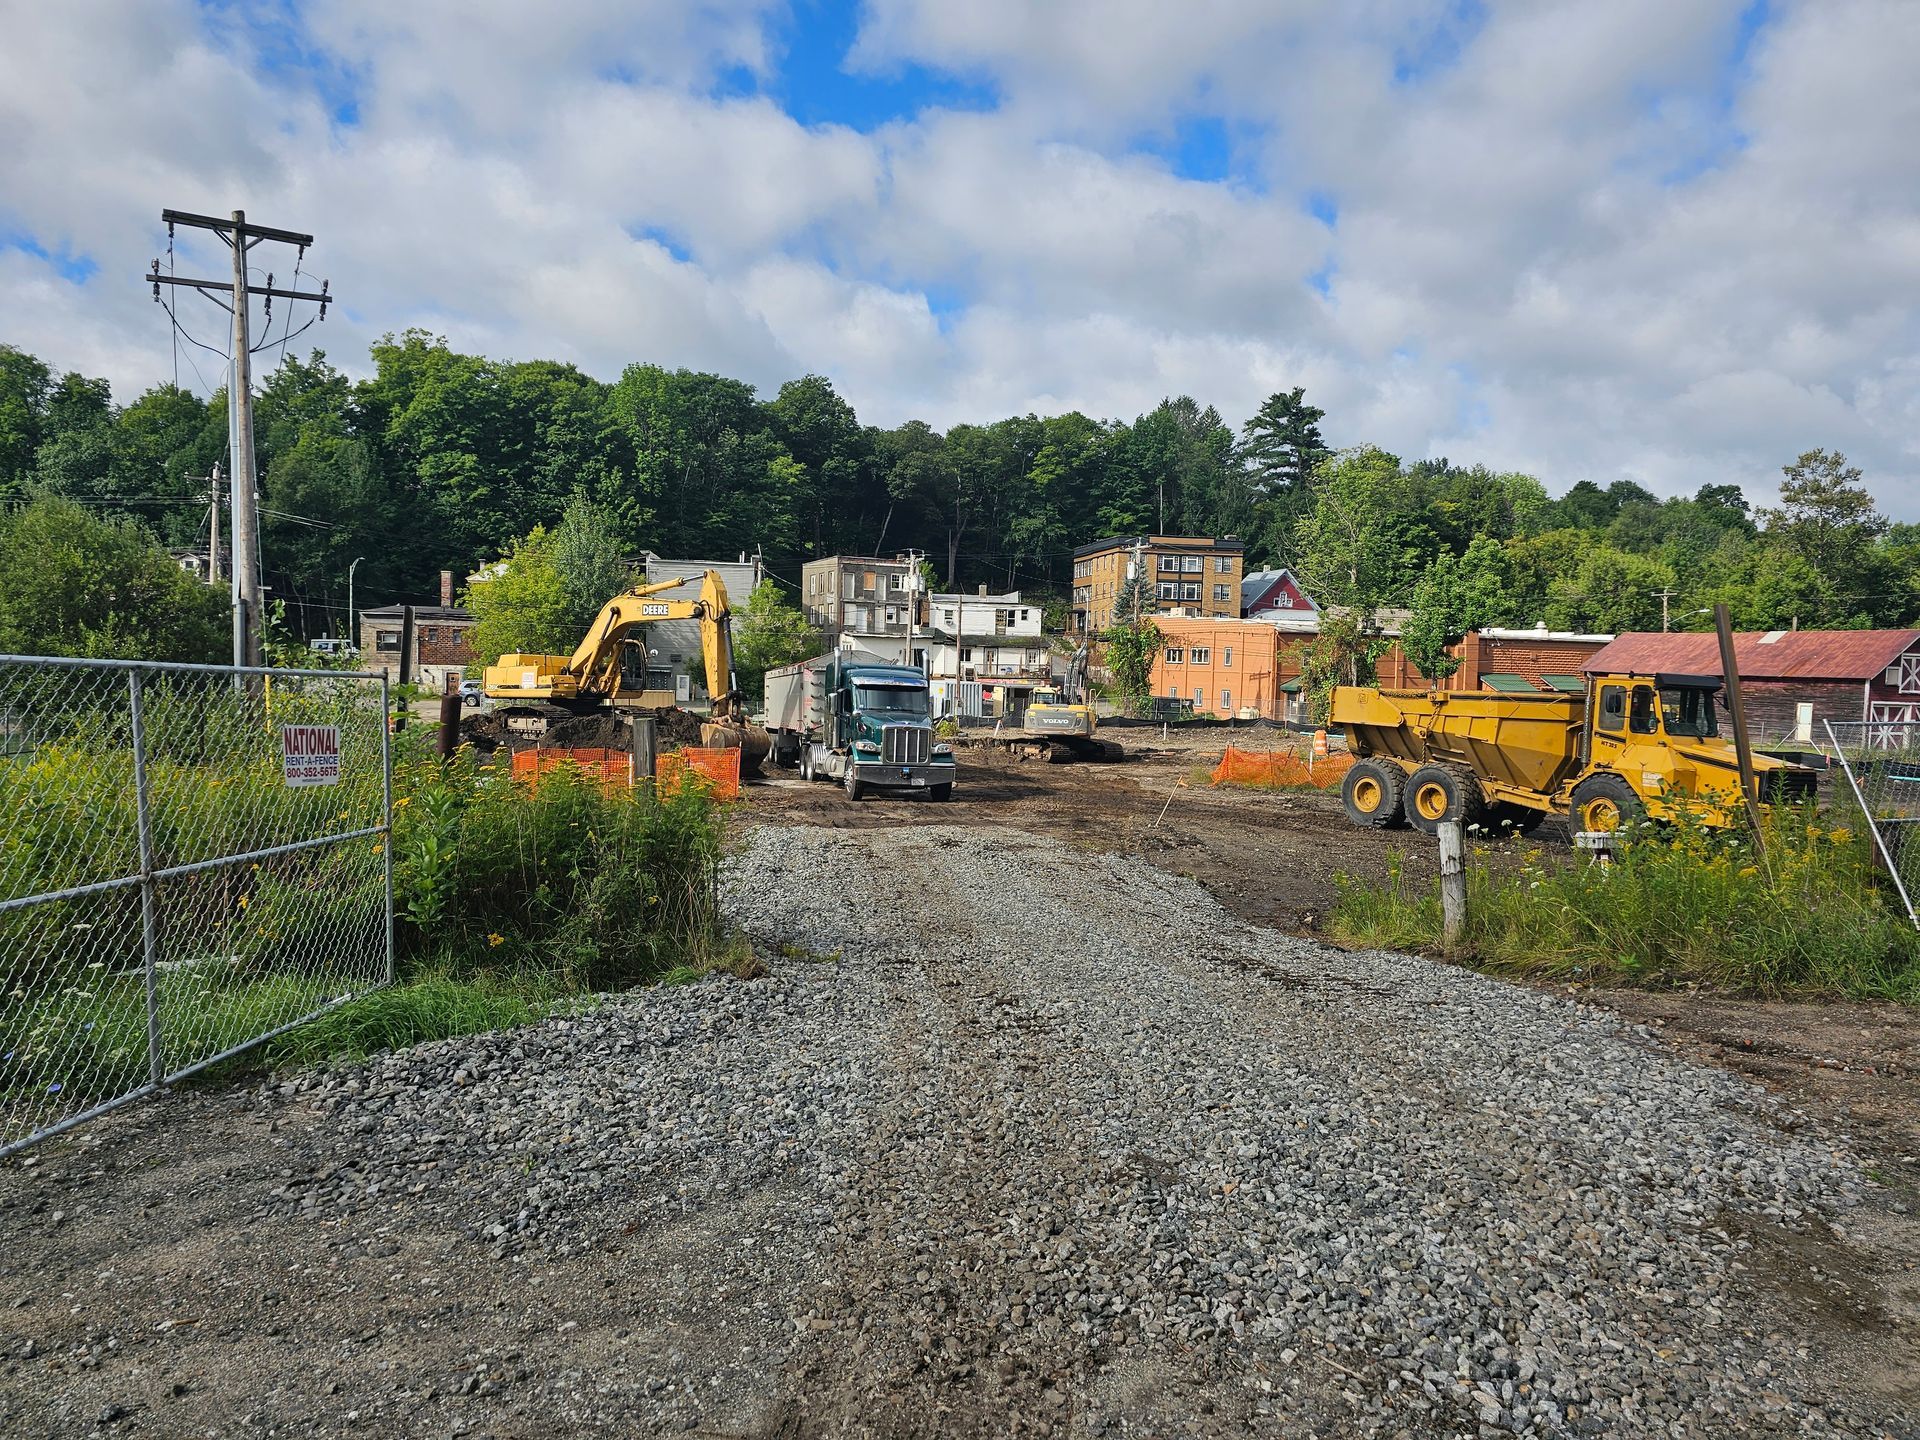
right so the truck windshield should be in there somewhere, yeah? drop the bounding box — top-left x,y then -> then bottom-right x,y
854,685 -> 929,717
1659,686 -> 1720,739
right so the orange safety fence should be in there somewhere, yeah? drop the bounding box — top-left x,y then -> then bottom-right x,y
510,746 -> 632,792
1210,745 -> 1354,791
657,746 -> 742,800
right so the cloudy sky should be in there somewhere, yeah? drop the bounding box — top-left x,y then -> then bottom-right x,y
3,0 -> 1917,512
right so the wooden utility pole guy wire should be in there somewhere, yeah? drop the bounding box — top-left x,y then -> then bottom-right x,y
146,209 -> 332,670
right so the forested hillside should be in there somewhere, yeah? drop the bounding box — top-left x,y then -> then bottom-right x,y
2,334 -> 1912,649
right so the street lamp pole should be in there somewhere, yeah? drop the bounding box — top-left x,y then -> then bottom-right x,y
347,556 -> 365,646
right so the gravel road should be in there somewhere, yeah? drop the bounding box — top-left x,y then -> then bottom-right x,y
2,820 -> 1912,1437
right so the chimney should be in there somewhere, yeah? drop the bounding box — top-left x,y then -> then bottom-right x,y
978,583 -> 987,597
440,570 -> 453,606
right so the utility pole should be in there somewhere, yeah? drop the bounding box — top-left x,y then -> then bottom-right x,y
186,463 -> 223,584
147,209 -> 331,669
1654,587 -> 1677,632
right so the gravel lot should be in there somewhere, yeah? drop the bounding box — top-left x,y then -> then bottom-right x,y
1,820 -> 1914,1436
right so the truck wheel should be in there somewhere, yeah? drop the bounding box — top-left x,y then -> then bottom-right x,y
1405,764 -> 1487,836
1341,759 -> 1408,829
929,782 -> 952,802
844,767 -> 865,802
1569,774 -> 1643,841
1488,802 -> 1548,835
800,746 -> 814,782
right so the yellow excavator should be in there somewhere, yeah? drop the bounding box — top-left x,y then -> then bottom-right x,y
482,569 -> 766,766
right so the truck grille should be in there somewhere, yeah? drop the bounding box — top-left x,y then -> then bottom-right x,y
882,724 -> 929,765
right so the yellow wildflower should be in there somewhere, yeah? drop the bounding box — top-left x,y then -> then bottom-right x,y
1737,866 -> 1758,879
487,932 -> 506,948
237,894 -> 249,909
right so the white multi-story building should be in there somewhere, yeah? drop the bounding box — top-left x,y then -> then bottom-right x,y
926,588 -> 1049,682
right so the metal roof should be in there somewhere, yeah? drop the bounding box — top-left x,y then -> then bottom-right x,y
1583,629 -> 1920,682
1481,672 -> 1539,693
1542,673 -> 1587,693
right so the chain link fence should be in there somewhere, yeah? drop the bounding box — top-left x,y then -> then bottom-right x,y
1820,719 -> 1920,928
1,656 -> 392,1155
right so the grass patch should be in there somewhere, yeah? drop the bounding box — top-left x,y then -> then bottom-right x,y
1332,804 -> 1920,1002
264,971 -> 577,1065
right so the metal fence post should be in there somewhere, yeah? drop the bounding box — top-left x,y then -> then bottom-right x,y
127,671 -> 164,1085
381,672 -> 396,986
1823,719 -> 1920,931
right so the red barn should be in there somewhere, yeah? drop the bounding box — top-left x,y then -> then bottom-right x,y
1582,629 -> 1920,743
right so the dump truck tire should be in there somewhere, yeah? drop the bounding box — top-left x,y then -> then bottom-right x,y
1405,763 -> 1487,836
1342,759 -> 1408,829
1569,773 -> 1643,841
845,766 -> 865,802
1488,801 -> 1549,835
929,782 -> 953,802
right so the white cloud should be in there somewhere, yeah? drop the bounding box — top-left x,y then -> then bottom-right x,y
0,0 -> 1915,519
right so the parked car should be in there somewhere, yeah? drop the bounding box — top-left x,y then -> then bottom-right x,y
459,677 -> 484,708
308,637 -> 358,657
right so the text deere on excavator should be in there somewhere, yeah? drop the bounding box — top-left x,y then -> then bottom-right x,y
481,570 -> 765,764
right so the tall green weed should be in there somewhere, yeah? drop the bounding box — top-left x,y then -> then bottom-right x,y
1332,804 -> 1920,1001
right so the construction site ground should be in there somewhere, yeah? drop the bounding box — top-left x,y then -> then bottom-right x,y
2,728 -> 1916,1438
760,729 -> 1920,1169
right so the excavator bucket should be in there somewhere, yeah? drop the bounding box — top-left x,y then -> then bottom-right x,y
699,717 -> 769,777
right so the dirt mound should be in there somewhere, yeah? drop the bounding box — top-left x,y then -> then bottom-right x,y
459,706 -> 710,756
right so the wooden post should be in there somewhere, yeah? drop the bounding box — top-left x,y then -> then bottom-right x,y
1713,603 -> 1767,849
1439,818 -> 1467,958
632,715 -> 657,782
436,674 -> 461,760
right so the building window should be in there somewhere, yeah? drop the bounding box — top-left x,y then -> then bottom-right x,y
1158,555 -> 1180,572
889,573 -> 904,593
843,575 -> 856,600
885,607 -> 898,625
1224,646 -> 1233,667
1221,689 -> 1231,711
961,647 -> 974,662
1192,686 -> 1204,705
375,630 -> 400,652
1020,609 -> 1030,622
1190,646 -> 1210,663
1157,582 -> 1180,599
1181,583 -> 1200,601
1181,556 -> 1202,573
1215,556 -> 1232,574
1165,648 -> 1184,664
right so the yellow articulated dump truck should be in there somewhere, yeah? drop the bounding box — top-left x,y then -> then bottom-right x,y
1329,672 -> 1817,841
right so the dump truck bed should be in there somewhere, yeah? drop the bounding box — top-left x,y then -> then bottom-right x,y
1332,687 -> 1588,801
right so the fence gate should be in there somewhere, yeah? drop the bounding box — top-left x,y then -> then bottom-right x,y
1820,719 -> 1920,929
1,656 -> 393,1155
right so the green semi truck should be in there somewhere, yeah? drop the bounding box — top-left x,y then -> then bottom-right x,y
763,650 -> 957,801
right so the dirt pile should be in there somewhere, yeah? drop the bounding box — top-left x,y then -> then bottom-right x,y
458,707 -> 710,755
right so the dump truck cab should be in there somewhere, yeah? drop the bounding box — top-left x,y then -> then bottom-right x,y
765,652 -> 957,802
1578,671 -> 1812,830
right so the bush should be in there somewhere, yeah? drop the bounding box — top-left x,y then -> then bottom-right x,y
1332,804 -> 1920,1001
392,744 -> 729,989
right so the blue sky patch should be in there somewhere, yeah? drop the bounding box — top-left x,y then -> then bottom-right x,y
628,225 -> 693,264
196,0 -> 365,130
2,231 -> 97,285
763,0 -> 996,129
1393,0 -> 1488,85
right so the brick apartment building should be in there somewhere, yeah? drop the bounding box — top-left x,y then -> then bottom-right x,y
1149,617 -> 1613,722
1070,535 -> 1244,635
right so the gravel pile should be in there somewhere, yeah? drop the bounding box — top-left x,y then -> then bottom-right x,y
266,822 -> 1891,1437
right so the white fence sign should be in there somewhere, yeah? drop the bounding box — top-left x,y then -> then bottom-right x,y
281,724 -> 342,787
